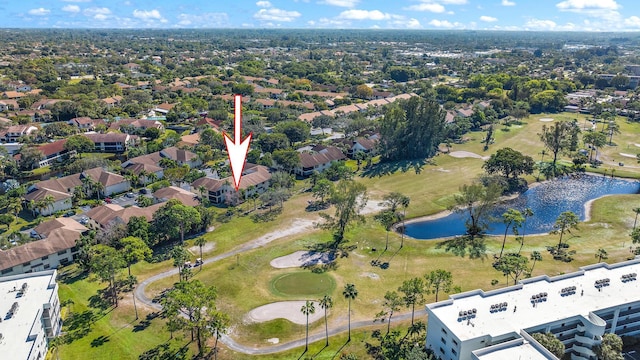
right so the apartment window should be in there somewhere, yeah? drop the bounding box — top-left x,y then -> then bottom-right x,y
452,339 -> 458,346
452,348 -> 457,355
57,250 -> 67,255
1,267 -> 12,274
441,328 -> 448,335
441,337 -> 447,345
41,256 -> 48,260
44,264 -> 50,269
439,347 -> 445,354
23,261 -> 31,267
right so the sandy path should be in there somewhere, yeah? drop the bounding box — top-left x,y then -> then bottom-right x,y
270,251 -> 334,268
449,150 -> 490,160
246,301 -> 323,325
620,153 -> 638,158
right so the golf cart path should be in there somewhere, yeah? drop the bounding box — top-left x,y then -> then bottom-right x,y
135,200 -> 420,355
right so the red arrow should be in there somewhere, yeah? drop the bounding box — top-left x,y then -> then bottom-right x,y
223,95 -> 252,191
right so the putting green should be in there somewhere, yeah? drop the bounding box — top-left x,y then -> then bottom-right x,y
269,271 -> 336,297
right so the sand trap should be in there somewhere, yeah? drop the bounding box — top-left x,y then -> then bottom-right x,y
449,151 -> 490,160
267,338 -> 279,344
270,251 -> 335,269
539,118 -> 554,122
620,153 -> 638,159
246,301 -> 323,325
635,143 -> 640,148
361,198 -> 384,215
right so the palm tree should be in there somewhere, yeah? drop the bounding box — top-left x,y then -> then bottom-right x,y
318,295 -> 333,347
343,283 -> 358,342
399,194 -> 410,248
147,171 -> 159,184
194,237 -> 206,269
530,251 -> 542,273
41,195 -> 55,216
633,207 -> 640,231
518,208 -> 534,254
300,300 -> 315,352
94,182 -> 105,200
7,200 -> 22,220
595,248 -> 608,263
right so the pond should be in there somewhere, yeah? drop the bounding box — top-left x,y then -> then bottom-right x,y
404,175 -> 640,240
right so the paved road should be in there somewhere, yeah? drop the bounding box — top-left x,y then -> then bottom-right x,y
134,225 -> 425,355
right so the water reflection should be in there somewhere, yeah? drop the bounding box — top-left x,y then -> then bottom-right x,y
404,175 -> 640,240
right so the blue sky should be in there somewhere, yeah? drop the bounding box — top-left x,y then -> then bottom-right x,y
2,0 -> 640,31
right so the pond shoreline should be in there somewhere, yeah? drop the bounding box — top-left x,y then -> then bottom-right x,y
398,174 -> 639,240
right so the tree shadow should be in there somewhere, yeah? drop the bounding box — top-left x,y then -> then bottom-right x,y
305,201 -> 330,212
133,312 -> 160,332
312,344 -> 329,358
251,207 -> 282,223
90,335 -> 110,347
331,340 -> 350,360
62,310 -> 98,344
58,268 -> 89,285
88,289 -> 113,310
360,158 -> 428,178
436,235 -> 488,260
138,341 -> 188,360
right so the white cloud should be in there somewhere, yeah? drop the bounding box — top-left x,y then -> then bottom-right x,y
501,0 -> 516,5
62,5 -> 81,13
439,0 -> 467,4
524,18 -> 557,30
428,19 -> 462,28
28,8 -> 50,16
133,9 -> 163,20
338,9 -> 393,20
177,13 -> 230,27
405,3 -> 445,12
624,16 -> 640,28
556,0 -> 619,10
319,0 -> 359,7
395,18 -> 421,29
480,15 -> 497,22
83,7 -> 111,17
253,8 -> 301,22
256,1 -> 272,7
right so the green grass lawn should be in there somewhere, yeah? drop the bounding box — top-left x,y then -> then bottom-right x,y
269,271 -> 336,297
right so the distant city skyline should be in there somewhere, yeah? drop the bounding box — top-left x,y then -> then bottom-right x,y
1,0 -> 640,31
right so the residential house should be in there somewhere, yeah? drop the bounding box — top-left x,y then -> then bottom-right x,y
0,218 -> 87,276
153,186 -> 200,207
0,100 -> 17,112
68,117 -> 95,131
196,117 -> 222,131
36,139 -> 72,168
456,107 -> 474,118
31,99 -> 68,111
101,95 -> 123,108
123,162 -> 164,184
192,163 -> 271,204
84,133 -> 138,153
86,203 -> 163,229
24,167 -> 130,215
179,133 -> 200,147
109,118 -> 164,132
153,103 -> 177,115
160,146 -> 202,168
295,145 -> 346,177
345,137 -> 378,158
1,125 -> 38,143
1,91 -> 25,99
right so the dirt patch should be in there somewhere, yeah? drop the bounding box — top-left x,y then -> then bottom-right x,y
267,338 -> 279,344
246,301 -> 323,325
449,151 -> 490,160
270,251 -> 335,269
620,153 -> 638,159
361,198 -> 384,215
360,272 -> 380,280
188,241 -> 216,255
251,219 -> 316,247
539,118 -> 554,122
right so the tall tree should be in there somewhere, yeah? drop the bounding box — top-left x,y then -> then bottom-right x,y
343,283 -> 358,342
161,280 -> 228,357
378,96 -> 446,161
318,295 -> 333,347
538,121 -> 580,177
300,300 -> 315,352
449,182 -> 503,240
379,192 -> 410,247
594,333 -> 624,360
530,251 -> 543,273
493,253 -> 529,285
64,134 -> 95,158
582,131 -> 606,163
595,248 -> 608,263
119,236 -> 151,276
89,244 -> 125,307
531,333 -> 565,358
398,277 -> 425,326
498,209 -> 524,259
374,210 -> 398,251
319,179 -> 367,244
552,211 -> 580,253
375,291 -> 403,334
633,207 -> 640,231
425,269 -> 452,302
482,147 -> 534,180
127,216 -> 150,245
517,208 -> 534,254
171,245 -> 189,282
194,237 -> 207,269
153,199 -> 202,244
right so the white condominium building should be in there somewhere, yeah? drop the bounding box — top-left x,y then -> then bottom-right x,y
0,270 -> 61,360
426,258 -> 640,360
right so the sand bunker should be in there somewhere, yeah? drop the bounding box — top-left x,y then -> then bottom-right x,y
539,118 -> 554,122
270,251 -> 335,269
449,151 -> 490,160
246,301 -> 323,325
620,153 -> 638,159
